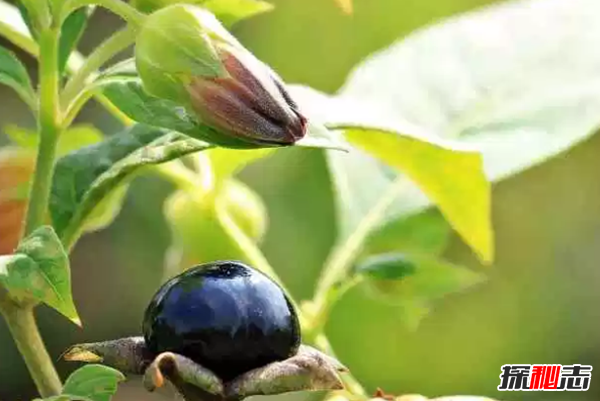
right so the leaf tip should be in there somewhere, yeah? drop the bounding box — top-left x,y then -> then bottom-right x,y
335,0 -> 353,14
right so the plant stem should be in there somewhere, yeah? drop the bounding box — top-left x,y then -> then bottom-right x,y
91,0 -> 146,26
0,298 -> 62,397
9,25 -> 64,397
24,28 -> 62,235
306,178 -> 409,340
61,26 -> 136,107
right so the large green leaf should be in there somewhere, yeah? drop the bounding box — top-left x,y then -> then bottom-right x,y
291,87 -> 491,262
50,124 -> 211,247
292,0 -> 600,267
0,46 -> 35,109
0,226 -> 80,325
338,0 -> 600,182
346,128 -> 492,263
62,365 -> 125,401
100,77 -> 346,151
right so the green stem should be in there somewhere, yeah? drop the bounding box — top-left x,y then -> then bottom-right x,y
61,26 -> 136,108
9,26 -> 64,397
87,0 -> 145,26
306,178 -> 409,340
24,28 -> 62,235
0,298 -> 62,397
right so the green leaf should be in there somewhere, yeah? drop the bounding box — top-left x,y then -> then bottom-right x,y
364,210 -> 451,257
59,7 -> 93,76
0,2 -> 38,56
5,124 -> 104,156
62,364 -> 125,401
50,124 -> 211,246
206,148 -> 274,181
100,78 -> 201,136
357,253 -> 417,281
201,0 -> 273,27
356,253 -> 485,329
290,86 -> 492,263
100,77 -> 347,151
346,128 -> 492,263
0,46 -> 35,109
0,226 -> 80,325
15,1 -> 37,39
338,0 -> 600,184
358,253 -> 485,302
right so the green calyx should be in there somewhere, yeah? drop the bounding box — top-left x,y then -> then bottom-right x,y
135,4 -> 238,105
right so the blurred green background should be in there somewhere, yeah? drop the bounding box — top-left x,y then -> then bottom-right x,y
2,0 -> 600,400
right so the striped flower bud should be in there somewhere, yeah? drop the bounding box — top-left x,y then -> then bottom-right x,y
135,4 -> 307,148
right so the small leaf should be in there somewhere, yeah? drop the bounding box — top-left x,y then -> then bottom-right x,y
5,124 -> 104,156
16,2 -> 36,38
0,46 -> 35,109
62,364 -> 125,401
101,78 -> 201,136
201,0 -> 274,26
346,128 -> 492,263
59,7 -> 93,76
0,226 -> 80,325
356,253 -> 485,330
358,253 -> 485,305
100,77 -> 347,151
50,124 -> 211,246
0,2 -> 37,56
356,253 -> 417,281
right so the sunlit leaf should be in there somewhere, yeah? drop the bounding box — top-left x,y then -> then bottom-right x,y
346,128 -> 492,263
333,0 -> 352,14
0,226 -> 80,325
296,93 -> 492,263
339,0 -> 600,183
0,2 -> 38,56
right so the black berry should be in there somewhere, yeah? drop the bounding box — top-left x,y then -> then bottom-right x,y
142,261 -> 301,380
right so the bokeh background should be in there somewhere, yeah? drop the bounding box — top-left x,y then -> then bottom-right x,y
2,0 -> 600,400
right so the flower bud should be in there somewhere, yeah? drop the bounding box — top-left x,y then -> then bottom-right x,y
135,4 -> 307,148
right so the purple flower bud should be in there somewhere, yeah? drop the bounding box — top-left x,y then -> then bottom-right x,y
186,46 -> 307,146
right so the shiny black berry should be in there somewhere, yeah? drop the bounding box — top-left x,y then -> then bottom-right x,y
142,261 -> 301,380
